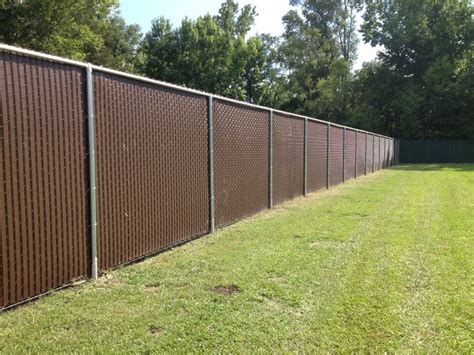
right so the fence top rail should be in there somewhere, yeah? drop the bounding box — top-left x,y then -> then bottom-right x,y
0,43 -> 393,139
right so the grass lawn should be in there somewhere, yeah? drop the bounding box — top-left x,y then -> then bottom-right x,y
0,164 -> 472,352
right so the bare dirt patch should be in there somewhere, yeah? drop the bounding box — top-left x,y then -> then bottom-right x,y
148,325 -> 163,335
212,285 -> 241,296
96,273 -> 124,287
144,282 -> 161,292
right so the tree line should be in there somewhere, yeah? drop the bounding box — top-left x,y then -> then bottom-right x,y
1,0 -> 472,139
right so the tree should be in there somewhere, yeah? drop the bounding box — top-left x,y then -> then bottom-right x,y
279,0 -> 360,121
138,0 -> 286,104
242,34 -> 289,106
355,0 -> 474,138
0,0 -> 141,71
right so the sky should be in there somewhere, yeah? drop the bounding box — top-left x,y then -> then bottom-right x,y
120,0 -> 379,70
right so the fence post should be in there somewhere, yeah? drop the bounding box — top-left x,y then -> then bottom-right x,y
208,95 -> 215,233
269,110 -> 273,208
86,64 -> 98,280
327,123 -> 330,188
304,117 -> 308,196
342,127 -> 346,183
355,131 -> 358,178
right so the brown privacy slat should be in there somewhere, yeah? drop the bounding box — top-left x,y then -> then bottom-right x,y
307,121 -> 328,192
356,132 -> 366,177
382,138 -> 386,168
0,54 -> 89,309
380,137 -> 384,168
344,129 -> 356,181
33,61 -> 46,294
93,72 -> 209,271
390,139 -> 394,165
329,126 -> 344,187
26,57 -> 39,295
382,138 -> 385,168
1,49 -> 397,310
387,139 -> 392,167
366,134 -> 374,173
213,100 -> 269,227
272,113 -> 304,205
379,137 -> 383,169
386,139 -> 389,166
374,136 -> 380,170
0,55 -> 6,306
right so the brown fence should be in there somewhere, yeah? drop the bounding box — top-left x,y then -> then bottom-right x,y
344,129 -> 356,182
0,45 -> 398,310
307,121 -> 328,192
272,113 -> 305,206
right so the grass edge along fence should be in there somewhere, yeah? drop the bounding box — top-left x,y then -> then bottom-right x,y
0,43 -> 398,310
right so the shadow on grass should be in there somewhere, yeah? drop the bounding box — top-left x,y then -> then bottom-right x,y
392,164 -> 474,172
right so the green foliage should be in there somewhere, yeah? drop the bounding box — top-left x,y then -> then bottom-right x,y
354,0 -> 474,138
0,0 -> 141,71
0,0 -> 472,138
311,58 -> 352,122
138,0 -> 286,105
279,0 -> 359,121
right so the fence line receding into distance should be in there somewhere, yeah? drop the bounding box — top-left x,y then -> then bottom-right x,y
0,44 -> 398,310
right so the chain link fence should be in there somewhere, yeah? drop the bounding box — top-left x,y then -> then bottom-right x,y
0,45 -> 398,310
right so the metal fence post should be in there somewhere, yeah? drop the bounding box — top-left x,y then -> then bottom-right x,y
342,127 -> 346,183
208,95 -> 215,233
327,123 -> 330,188
86,64 -> 98,280
304,117 -> 308,196
269,110 -> 273,208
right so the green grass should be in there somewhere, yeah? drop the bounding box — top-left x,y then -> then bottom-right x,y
1,164 -> 473,353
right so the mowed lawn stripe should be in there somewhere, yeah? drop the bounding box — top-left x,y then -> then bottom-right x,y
0,164 -> 472,353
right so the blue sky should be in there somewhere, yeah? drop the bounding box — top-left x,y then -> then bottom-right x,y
119,0 -> 379,70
